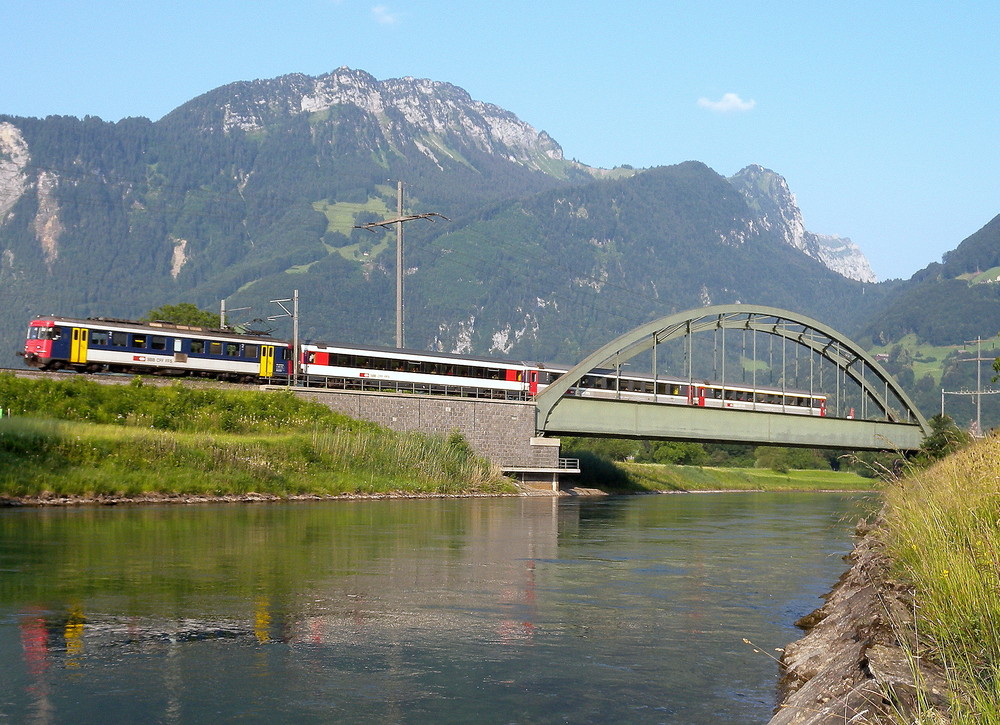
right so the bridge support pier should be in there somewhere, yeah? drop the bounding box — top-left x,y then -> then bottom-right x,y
285,388 -> 578,491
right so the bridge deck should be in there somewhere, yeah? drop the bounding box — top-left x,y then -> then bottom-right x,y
539,397 -> 925,452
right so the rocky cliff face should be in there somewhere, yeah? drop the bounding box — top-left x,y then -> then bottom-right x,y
169,66 -> 565,174
730,165 -> 877,283
0,122 -> 30,222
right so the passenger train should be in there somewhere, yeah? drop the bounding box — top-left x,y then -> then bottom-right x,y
20,315 -> 827,416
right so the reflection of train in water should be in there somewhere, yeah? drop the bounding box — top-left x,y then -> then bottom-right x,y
21,315 -> 827,416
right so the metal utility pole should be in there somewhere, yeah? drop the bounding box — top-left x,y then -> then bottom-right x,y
354,182 -> 448,349
268,290 -> 299,386
395,181 -> 403,348
960,336 -> 994,435
219,300 -> 251,330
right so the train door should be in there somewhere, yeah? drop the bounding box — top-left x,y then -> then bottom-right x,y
70,327 -> 88,364
528,371 -> 538,396
259,346 -> 275,377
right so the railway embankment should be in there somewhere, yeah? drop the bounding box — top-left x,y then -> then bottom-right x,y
0,374 -> 513,500
771,435 -> 1000,724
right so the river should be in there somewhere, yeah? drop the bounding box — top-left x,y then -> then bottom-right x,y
0,492 -> 872,723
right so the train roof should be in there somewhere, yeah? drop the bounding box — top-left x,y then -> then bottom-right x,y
30,315 -> 284,344
303,339 -> 547,369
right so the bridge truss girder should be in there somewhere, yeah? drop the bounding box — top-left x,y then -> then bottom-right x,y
535,304 -> 931,450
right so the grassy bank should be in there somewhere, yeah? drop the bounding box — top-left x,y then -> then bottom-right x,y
618,461 -> 876,492
0,375 -> 513,499
567,449 -> 876,493
881,435 -> 1000,721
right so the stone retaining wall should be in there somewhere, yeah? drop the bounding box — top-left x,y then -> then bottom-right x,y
291,388 -> 562,472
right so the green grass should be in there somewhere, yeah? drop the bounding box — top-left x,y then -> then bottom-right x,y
311,197 -> 392,236
0,375 -> 513,499
957,266 -> 1000,285
310,197 -> 395,262
0,418 -> 511,499
882,435 -> 1000,721
618,462 -> 875,492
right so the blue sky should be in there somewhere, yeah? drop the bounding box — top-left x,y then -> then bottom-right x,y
2,0 -> 997,281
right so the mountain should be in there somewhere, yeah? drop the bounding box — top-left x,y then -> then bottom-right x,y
728,165 -> 877,283
861,214 -> 1000,346
1,67 -> 882,369
408,161 -> 873,362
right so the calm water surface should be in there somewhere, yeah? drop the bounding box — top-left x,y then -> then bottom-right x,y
0,493 -> 872,724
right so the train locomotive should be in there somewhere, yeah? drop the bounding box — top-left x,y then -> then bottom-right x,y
22,316 -> 292,382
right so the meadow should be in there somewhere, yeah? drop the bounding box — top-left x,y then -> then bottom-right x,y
0,374 -> 511,499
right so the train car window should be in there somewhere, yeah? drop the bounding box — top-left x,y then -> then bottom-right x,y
225,343 -> 239,357
150,336 -> 167,350
90,331 -> 109,346
244,344 -> 258,358
111,332 -> 128,347
190,340 -> 204,354
281,348 -> 291,361
131,334 -> 147,348
209,342 -> 223,355
487,368 -> 500,380
28,327 -> 39,340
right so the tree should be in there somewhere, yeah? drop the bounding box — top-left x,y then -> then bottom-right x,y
141,303 -> 219,328
918,414 -> 972,464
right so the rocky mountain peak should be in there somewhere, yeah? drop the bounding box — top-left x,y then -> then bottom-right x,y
179,66 -> 563,172
729,165 -> 877,283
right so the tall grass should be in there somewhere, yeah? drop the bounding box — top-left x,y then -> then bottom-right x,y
882,435 -> 1000,721
0,375 -> 511,498
0,373 -> 369,433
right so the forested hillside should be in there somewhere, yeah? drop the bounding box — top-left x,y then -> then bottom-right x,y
405,161 -> 875,363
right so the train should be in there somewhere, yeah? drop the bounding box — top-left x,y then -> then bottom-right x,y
20,315 -> 827,416
22,316 -> 292,383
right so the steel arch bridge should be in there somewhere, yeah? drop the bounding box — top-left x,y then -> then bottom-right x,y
535,305 -> 931,451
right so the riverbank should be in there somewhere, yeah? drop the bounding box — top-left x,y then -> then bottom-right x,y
620,461 -> 875,492
0,375 -> 514,500
770,434 -> 1000,723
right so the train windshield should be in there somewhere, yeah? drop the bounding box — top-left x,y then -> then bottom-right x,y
27,326 -> 61,341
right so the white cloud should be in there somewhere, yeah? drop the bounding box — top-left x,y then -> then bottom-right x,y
697,93 -> 756,113
372,5 -> 398,24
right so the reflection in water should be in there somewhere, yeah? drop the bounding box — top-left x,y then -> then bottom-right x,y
0,494 -> 870,723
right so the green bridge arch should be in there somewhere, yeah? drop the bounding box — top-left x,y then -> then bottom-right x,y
535,304 -> 931,451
